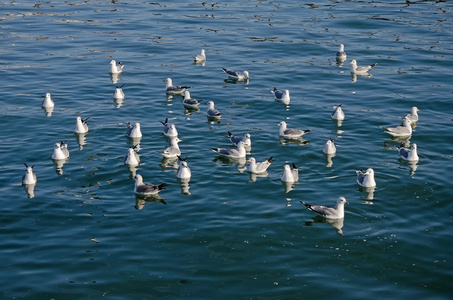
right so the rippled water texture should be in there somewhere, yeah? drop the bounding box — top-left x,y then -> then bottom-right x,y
1,1 -> 452,299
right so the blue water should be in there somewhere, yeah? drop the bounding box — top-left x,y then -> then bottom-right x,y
1,1 -> 453,299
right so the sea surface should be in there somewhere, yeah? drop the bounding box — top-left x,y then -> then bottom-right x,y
1,1 -> 452,299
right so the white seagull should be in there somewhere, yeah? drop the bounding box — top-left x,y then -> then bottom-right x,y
161,137 -> 182,158
109,60 -> 124,74
41,92 -> 54,108
183,91 -> 203,108
227,132 -> 251,147
397,143 -> 419,162
323,139 -> 336,155
194,49 -> 206,62
356,168 -> 376,187
165,78 -> 191,95
281,163 -> 299,183
211,141 -> 246,159
124,146 -> 140,166
277,121 -> 311,139
113,84 -> 125,100
222,67 -> 249,80
331,104 -> 345,120
22,163 -> 37,185
160,118 -> 178,137
404,106 -> 419,124
74,116 -> 89,134
52,141 -> 69,160
301,197 -> 349,220
350,59 -> 377,75
133,174 -> 168,196
271,87 -> 290,104
206,101 -> 221,118
336,44 -> 347,63
247,156 -> 273,174
382,117 -> 412,137
176,156 -> 191,179
126,122 -> 142,138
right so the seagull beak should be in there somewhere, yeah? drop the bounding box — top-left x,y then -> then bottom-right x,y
346,201 -> 349,204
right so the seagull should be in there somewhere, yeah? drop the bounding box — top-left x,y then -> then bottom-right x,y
109,60 -> 124,74
211,141 -> 246,159
206,101 -> 221,118
74,116 -> 89,134
336,44 -> 347,63
176,156 -> 191,179
301,197 -> 349,220
277,121 -> 311,139
124,146 -> 140,166
22,163 -> 37,185
161,137 -> 182,158
381,117 -> 412,137
222,67 -> 249,80
397,143 -> 419,162
52,142 -> 69,160
193,49 -> 206,62
331,104 -> 345,120
126,122 -> 142,138
271,87 -> 290,104
247,156 -> 273,174
281,163 -> 299,183
113,84 -> 125,100
165,78 -> 191,95
323,139 -> 336,155
133,174 -> 168,196
227,132 -> 251,147
350,59 -> 377,75
41,92 -> 54,108
404,106 -> 419,124
356,168 -> 376,187
160,118 -> 178,137
183,91 -> 203,108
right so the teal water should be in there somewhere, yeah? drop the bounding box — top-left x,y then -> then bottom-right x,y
1,1 -> 453,299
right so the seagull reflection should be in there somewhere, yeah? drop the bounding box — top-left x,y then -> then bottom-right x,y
126,164 -> 138,178
304,216 -> 345,236
213,155 -> 246,168
23,183 -> 36,198
383,136 -> 411,149
160,156 -> 179,169
42,106 -> 54,117
113,97 -> 124,108
110,73 -> 121,84
223,78 -> 249,85
358,186 -> 375,202
178,178 -> 191,195
324,153 -> 335,167
134,194 -> 167,210
399,160 -> 418,176
247,172 -> 268,183
76,132 -> 87,150
278,137 -> 309,146
332,118 -> 343,127
53,158 -> 68,175
281,181 -> 295,193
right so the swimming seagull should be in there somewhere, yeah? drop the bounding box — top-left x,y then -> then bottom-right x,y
126,122 -> 142,138
206,101 -> 221,118
350,59 -> 377,75
247,156 -> 273,174
193,49 -> 206,62
74,116 -> 89,134
381,117 -> 412,137
161,137 -> 182,158
301,197 -> 349,220
52,142 -> 69,160
281,163 -> 299,183
113,84 -> 125,100
404,106 -> 419,124
356,168 -> 376,187
160,118 -> 178,137
183,91 -> 203,108
331,104 -> 345,120
227,132 -> 251,147
336,44 -> 347,63
222,67 -> 249,80
133,174 -> 169,196
211,141 -> 246,159
124,146 -> 140,166
176,156 -> 191,179
397,143 -> 419,162
22,163 -> 37,185
41,93 -> 54,108
271,87 -> 290,104
277,121 -> 311,139
165,78 -> 191,95
323,139 -> 336,155
109,60 -> 124,74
